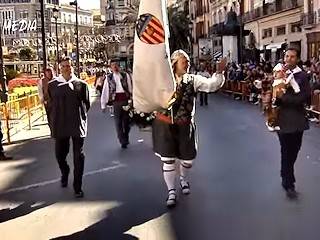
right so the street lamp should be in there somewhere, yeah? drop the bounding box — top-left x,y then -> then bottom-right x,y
238,0 -> 244,64
70,0 -> 80,76
188,21 -> 193,63
40,0 -> 47,70
0,24 -> 8,103
52,6 -> 59,72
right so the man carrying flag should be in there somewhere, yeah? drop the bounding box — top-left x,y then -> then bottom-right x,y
152,50 -> 226,207
132,0 -> 227,208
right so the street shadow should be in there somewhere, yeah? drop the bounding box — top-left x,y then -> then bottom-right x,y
0,201 -> 49,224
0,127 -> 175,240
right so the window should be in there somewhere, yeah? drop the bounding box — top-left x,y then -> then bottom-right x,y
117,0 -> 124,7
262,28 -> 272,39
19,10 -> 28,19
63,13 -> 66,23
290,22 -> 302,33
68,14 -> 71,23
276,25 -> 286,36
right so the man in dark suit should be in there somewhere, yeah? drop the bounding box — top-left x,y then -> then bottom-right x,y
276,48 -> 310,199
48,57 -> 90,198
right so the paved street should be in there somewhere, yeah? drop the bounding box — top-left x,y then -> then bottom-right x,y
1,94 -> 320,240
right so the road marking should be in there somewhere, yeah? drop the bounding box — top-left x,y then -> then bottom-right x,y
0,164 -> 126,195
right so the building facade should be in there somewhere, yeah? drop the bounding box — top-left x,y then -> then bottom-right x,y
209,0 -> 241,61
0,0 -> 59,74
101,0 -> 139,69
189,0 -> 241,64
243,0 -> 305,62
302,0 -> 320,60
0,0 -> 94,73
58,4 -> 94,62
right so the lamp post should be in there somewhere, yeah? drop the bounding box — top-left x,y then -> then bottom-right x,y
238,0 -> 244,64
40,0 -> 47,70
0,24 -> 8,103
52,6 -> 59,71
70,0 -> 80,76
188,21 -> 193,63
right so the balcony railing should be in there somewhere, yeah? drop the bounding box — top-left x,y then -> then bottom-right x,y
302,11 -> 318,29
209,23 -> 224,36
243,0 -> 302,23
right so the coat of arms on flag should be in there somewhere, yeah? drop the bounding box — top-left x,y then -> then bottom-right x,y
136,14 -> 165,45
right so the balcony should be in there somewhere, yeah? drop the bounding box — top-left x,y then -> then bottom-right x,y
243,0 -> 303,23
105,19 -> 116,26
302,11 -> 317,30
209,23 -> 224,36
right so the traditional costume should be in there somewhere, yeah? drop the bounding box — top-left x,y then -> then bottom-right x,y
48,73 -> 90,197
265,63 -> 300,132
153,50 -> 225,207
101,69 -> 133,148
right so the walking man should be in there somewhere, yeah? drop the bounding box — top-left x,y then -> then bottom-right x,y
48,57 -> 90,198
275,48 -> 310,199
101,60 -> 132,149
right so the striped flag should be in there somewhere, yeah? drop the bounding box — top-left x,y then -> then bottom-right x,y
136,14 -> 165,45
133,0 -> 175,113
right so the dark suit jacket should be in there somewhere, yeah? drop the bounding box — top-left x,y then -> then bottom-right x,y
277,71 -> 311,134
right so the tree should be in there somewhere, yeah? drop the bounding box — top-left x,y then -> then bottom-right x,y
19,48 -> 34,60
168,6 -> 190,53
5,68 -> 18,81
122,0 -> 140,23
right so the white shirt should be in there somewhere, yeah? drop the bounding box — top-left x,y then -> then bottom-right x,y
113,72 -> 125,93
177,72 -> 225,93
100,72 -> 132,110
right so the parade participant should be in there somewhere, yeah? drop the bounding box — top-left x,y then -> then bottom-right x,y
152,50 -> 226,207
38,67 -> 55,127
265,63 -> 300,132
275,48 -> 310,199
101,60 -> 132,149
197,65 -> 211,106
48,57 -> 90,198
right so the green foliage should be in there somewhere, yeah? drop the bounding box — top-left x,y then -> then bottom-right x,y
168,6 -> 191,53
19,48 -> 34,60
5,68 -> 18,81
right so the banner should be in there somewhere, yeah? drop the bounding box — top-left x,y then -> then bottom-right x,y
199,38 -> 213,60
132,0 -> 175,113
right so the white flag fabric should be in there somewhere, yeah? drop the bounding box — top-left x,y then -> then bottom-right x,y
133,0 -> 175,113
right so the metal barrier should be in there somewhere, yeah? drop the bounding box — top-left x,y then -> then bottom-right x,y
1,93 -> 45,144
223,80 -> 320,120
222,80 -> 249,100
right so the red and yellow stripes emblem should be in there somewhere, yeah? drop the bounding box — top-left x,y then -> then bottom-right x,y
136,14 -> 165,45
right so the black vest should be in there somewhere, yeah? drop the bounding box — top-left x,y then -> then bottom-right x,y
107,72 -> 130,102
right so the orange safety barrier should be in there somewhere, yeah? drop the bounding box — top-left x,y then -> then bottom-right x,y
222,80 -> 250,100
0,94 -> 45,144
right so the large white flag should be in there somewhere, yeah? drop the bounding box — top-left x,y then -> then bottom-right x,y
132,0 -> 175,113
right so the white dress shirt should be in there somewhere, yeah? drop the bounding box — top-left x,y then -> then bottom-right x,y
101,72 -> 132,110
113,72 -> 125,93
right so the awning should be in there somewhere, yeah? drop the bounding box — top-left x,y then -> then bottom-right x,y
213,51 -> 222,60
266,42 -> 285,50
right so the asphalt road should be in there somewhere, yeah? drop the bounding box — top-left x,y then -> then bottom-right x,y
0,93 -> 320,240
